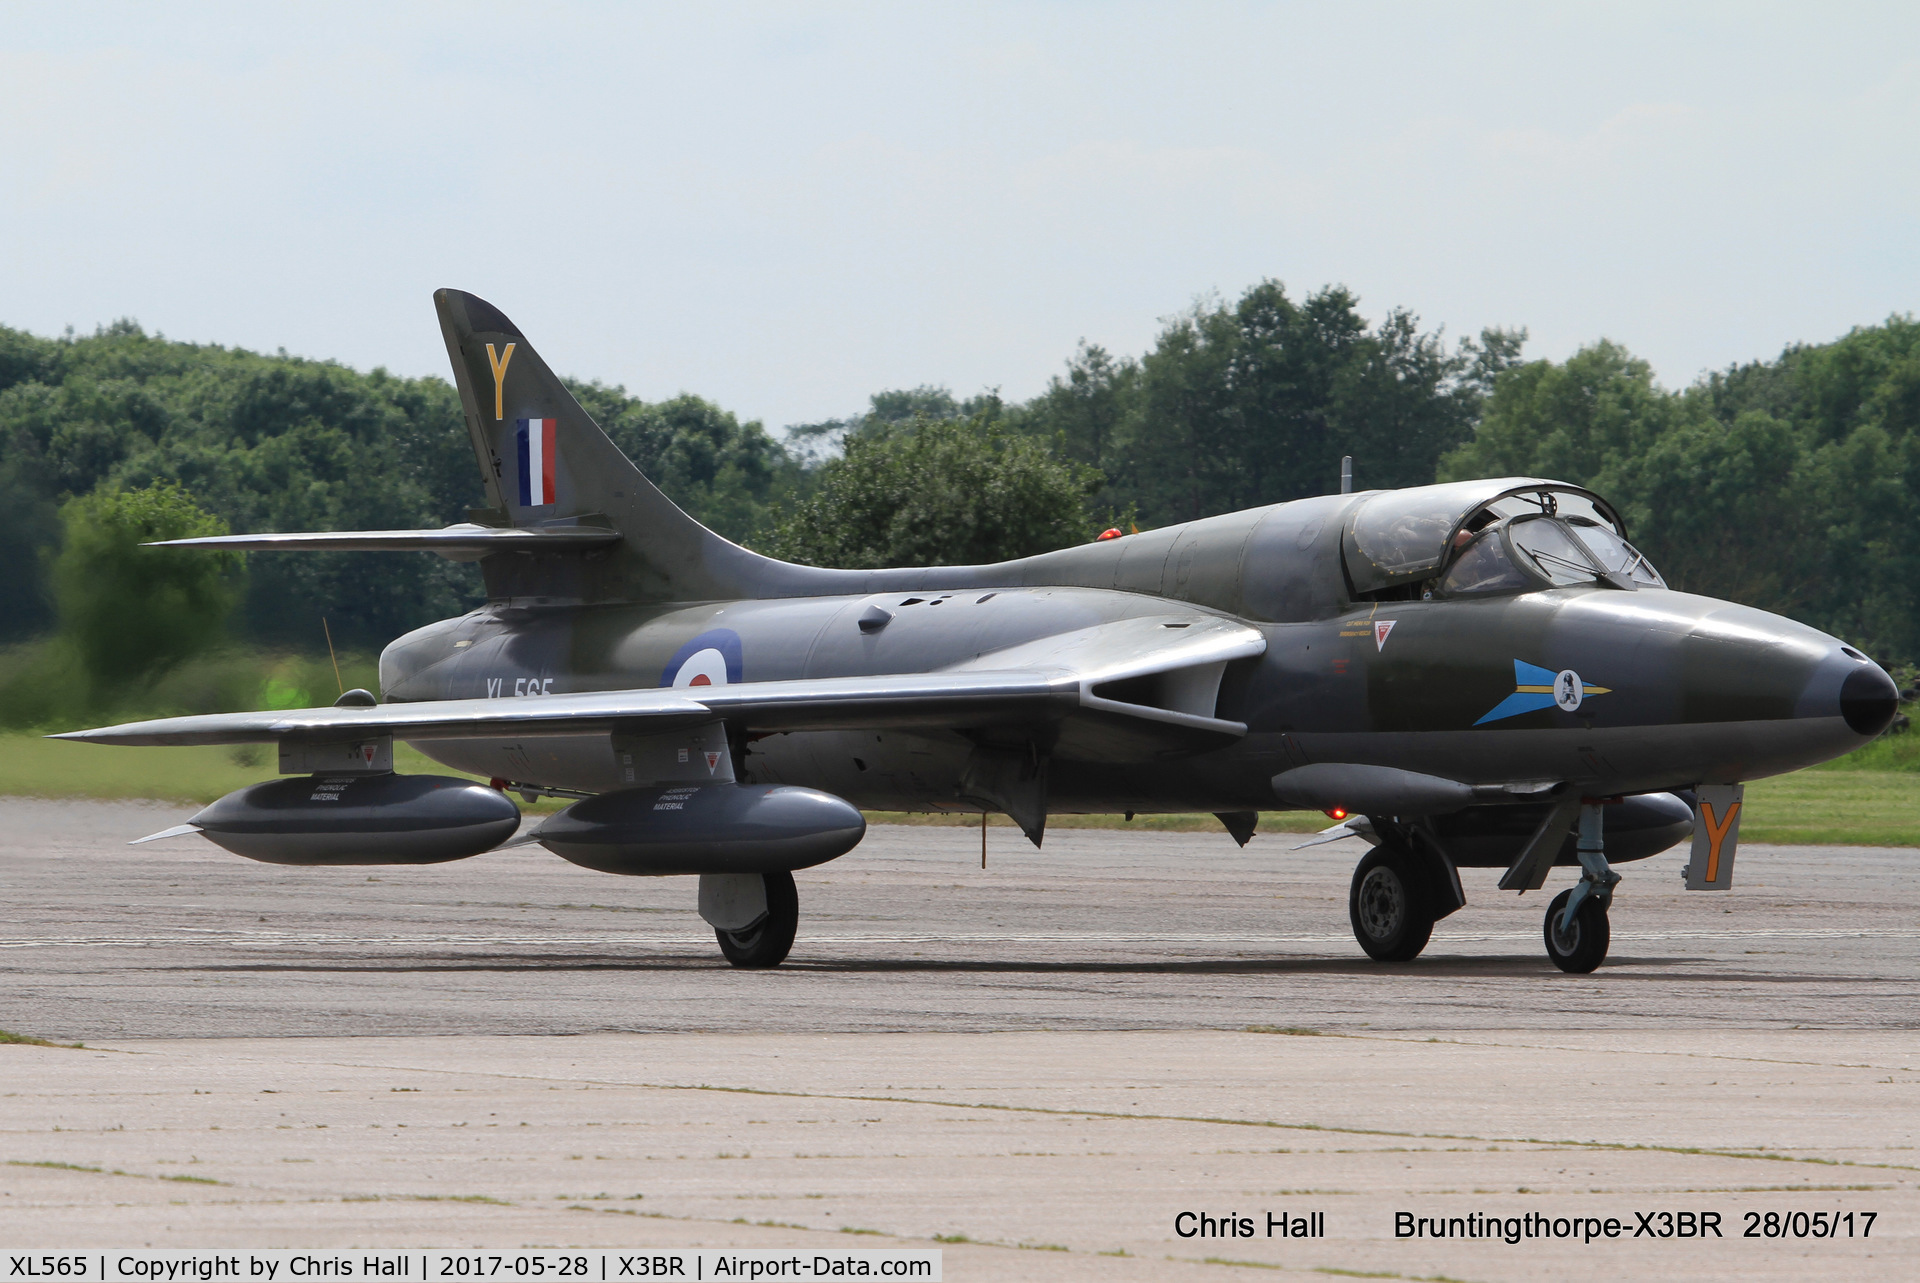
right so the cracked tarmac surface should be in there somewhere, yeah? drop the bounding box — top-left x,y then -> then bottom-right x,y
2,798 -> 1916,1279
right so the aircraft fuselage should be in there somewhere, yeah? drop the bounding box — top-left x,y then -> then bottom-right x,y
383,490 -> 1884,817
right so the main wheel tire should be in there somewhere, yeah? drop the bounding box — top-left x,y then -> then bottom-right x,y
714,871 -> 799,969
1348,845 -> 1435,962
1543,887 -> 1610,973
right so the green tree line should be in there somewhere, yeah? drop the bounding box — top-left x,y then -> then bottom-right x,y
3,282 -> 1917,696
0,321 -> 789,648
1439,322 -> 1920,664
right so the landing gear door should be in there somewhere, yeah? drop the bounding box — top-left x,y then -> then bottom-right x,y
1684,784 -> 1744,890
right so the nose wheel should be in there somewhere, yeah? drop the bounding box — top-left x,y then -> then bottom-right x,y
1543,886 -> 1610,972
1542,801 -> 1619,973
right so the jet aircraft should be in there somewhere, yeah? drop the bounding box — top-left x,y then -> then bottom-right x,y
63,290 -> 1900,973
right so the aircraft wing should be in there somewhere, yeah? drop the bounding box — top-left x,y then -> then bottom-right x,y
54,614 -> 1264,759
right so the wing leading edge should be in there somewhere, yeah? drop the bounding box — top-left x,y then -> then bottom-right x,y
54,614 -> 1264,759
149,523 -> 621,562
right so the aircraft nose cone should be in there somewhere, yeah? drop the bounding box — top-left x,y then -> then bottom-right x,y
1839,661 -> 1899,736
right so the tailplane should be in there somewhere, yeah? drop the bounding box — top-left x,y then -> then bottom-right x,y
155,291 -> 1028,605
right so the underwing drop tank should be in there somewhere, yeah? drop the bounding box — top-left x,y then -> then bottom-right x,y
188,774 -> 521,865
533,783 -> 866,876
1431,791 -> 1695,867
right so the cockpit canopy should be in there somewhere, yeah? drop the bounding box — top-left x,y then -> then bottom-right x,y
1342,477 -> 1665,599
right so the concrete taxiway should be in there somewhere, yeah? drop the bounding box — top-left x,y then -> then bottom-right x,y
2,798 -> 1916,1279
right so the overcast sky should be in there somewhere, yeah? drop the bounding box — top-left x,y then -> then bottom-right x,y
5,2 -> 1916,432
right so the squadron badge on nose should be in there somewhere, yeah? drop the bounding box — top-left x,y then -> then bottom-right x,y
1475,659 -> 1611,725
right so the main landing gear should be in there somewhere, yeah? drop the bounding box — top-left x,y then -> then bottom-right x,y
1348,845 -> 1433,962
703,870 -> 800,968
1347,824 -> 1464,962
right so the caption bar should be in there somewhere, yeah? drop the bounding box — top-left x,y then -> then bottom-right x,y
11,1254 -> 940,1283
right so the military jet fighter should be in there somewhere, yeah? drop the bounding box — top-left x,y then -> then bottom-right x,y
62,290 -> 1900,973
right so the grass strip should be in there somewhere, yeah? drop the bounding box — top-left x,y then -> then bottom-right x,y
6,1160 -> 226,1185
0,1028 -> 84,1048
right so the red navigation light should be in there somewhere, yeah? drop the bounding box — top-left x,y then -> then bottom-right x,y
1324,808 -> 1349,821
1095,528 -> 1123,541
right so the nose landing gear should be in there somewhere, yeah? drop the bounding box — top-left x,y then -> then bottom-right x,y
1544,803 -> 1618,973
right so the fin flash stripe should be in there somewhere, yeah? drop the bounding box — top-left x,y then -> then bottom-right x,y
516,418 -> 557,507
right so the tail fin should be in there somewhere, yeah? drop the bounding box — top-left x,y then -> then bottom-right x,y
435,289 -> 820,605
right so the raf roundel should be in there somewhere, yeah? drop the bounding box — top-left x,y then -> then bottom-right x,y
675,649 -> 728,688
661,629 -> 745,689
